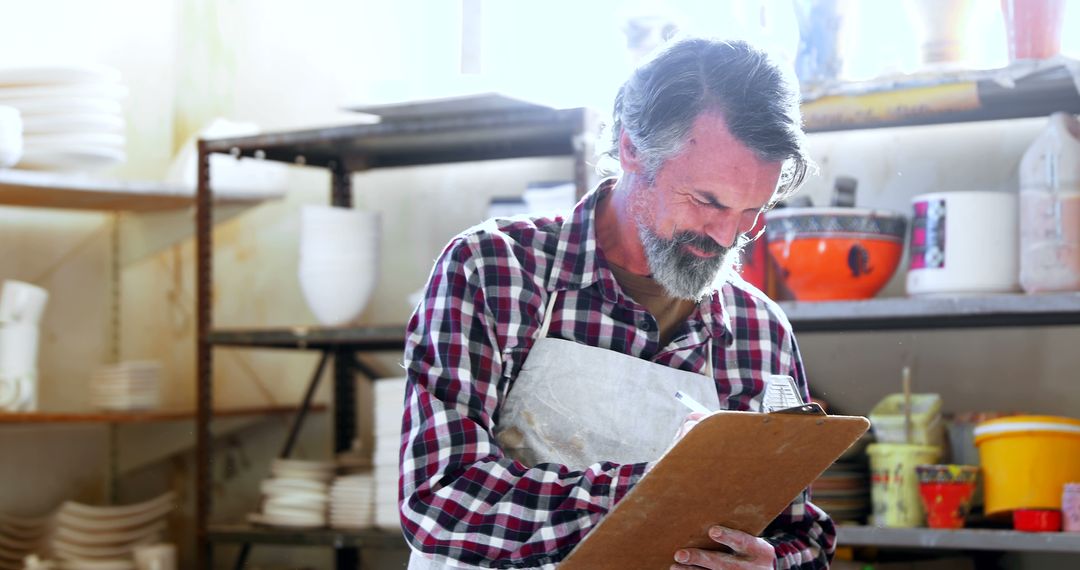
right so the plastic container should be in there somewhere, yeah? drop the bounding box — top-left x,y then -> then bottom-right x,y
1019,112 -> 1080,293
907,192 -> 1020,296
916,464 -> 979,529
974,415 -> 1080,516
1064,483 -> 1080,532
867,443 -> 942,527
869,394 -> 945,447
1014,508 -> 1063,532
1002,0 -> 1065,61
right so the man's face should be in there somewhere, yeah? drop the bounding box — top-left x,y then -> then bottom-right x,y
628,112 -> 784,300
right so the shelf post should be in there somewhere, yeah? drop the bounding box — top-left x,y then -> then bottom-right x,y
195,139 -> 214,569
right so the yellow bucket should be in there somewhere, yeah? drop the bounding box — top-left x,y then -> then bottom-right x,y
974,415 -> 1080,516
867,443 -> 942,527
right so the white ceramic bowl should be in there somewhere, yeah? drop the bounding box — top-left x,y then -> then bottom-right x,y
0,106 -> 22,168
298,264 -> 377,327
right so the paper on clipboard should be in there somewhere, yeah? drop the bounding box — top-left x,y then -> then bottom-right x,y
559,411 -> 870,570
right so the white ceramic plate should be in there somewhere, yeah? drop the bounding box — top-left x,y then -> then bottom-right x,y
55,520 -> 166,546
0,97 -> 122,116
17,146 -> 125,171
58,558 -> 136,570
24,132 -> 124,148
247,512 -> 324,529
58,492 -> 174,520
52,532 -> 160,559
0,65 -> 122,87
0,83 -> 127,102
21,113 -> 124,135
260,478 -> 327,494
272,458 -> 336,471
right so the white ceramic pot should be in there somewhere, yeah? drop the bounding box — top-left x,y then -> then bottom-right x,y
906,191 -> 1020,295
298,263 -> 377,326
0,323 -> 40,376
0,105 -> 22,168
0,280 -> 49,325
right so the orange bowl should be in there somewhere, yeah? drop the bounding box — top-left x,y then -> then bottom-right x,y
764,207 -> 907,301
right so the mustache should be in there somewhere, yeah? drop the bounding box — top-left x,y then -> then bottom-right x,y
670,231 -> 727,255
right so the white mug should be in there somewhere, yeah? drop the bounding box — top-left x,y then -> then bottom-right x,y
0,323 -> 39,376
906,191 -> 1020,295
134,543 -> 177,570
0,281 -> 49,325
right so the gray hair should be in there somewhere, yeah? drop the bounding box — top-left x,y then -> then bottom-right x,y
606,38 -> 811,204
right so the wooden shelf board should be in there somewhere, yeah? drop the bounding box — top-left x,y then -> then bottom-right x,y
208,325 -> 406,351
0,404 -> 326,424
207,523 -> 405,549
781,292 -> 1080,332
0,169 -> 281,212
838,525 -> 1080,554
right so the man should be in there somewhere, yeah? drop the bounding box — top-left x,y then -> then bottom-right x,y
400,38 -> 832,569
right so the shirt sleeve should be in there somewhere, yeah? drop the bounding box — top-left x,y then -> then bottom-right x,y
399,236 -> 648,569
763,330 -> 838,569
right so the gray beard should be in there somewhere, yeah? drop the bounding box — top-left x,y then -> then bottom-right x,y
637,224 -> 738,300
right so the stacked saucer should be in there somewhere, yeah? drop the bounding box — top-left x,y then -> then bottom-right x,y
811,462 -> 870,524
89,362 -> 162,412
328,473 -> 375,529
49,493 -> 174,567
373,378 -> 407,530
248,459 -> 333,528
0,512 -> 49,570
0,65 -> 127,172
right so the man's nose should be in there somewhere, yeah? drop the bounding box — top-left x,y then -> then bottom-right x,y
704,215 -> 742,249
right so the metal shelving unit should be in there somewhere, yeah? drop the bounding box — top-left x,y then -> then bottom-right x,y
190,63 -> 1080,568
194,104 -> 597,569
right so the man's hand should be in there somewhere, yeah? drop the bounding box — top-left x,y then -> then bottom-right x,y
670,526 -> 776,569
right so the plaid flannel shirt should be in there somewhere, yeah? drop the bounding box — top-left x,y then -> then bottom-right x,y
400,180 -> 835,569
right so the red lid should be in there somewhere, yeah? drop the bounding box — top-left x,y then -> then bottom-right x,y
1014,509 -> 1063,532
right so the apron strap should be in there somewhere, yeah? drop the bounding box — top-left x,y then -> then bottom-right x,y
706,337 -> 714,379
537,291 -> 560,340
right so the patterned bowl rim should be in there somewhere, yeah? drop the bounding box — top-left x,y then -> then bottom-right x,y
764,207 -> 907,220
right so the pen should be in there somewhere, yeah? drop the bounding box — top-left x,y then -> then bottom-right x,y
674,390 -> 712,415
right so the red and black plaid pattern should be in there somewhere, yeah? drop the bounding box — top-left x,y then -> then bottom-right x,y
400,180 -> 836,569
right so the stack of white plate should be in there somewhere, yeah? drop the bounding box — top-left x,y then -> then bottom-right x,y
49,493 -> 174,567
328,473 -> 375,529
89,362 -> 162,412
248,459 -> 333,529
373,378 -> 407,530
0,65 -> 126,172
0,513 -> 49,570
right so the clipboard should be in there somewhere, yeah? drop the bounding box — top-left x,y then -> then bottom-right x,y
560,410 -> 870,569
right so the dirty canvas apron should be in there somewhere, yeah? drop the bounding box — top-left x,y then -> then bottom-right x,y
408,291 -> 720,569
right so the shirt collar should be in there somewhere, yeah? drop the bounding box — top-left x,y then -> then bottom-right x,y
546,178 -> 735,345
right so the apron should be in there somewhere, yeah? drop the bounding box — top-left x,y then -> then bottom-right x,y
409,291 -> 721,569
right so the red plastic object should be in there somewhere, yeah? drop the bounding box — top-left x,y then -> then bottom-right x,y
736,218 -> 768,292
919,482 -> 977,529
1014,509 -> 1063,532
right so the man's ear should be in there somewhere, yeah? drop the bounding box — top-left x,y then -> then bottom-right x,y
618,129 -> 644,174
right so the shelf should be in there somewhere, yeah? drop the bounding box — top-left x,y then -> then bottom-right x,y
0,404 -> 326,424
208,325 -> 406,351
207,524 -> 405,549
780,292 -> 1080,332
803,64 -> 1080,132
838,526 -> 1080,554
200,106 -> 589,171
0,169 -> 281,212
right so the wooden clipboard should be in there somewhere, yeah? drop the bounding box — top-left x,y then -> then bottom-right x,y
560,411 -> 870,569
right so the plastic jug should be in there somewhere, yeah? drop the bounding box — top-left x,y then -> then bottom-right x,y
1019,113 -> 1080,293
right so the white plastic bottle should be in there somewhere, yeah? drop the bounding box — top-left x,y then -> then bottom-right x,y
1019,113 -> 1080,293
